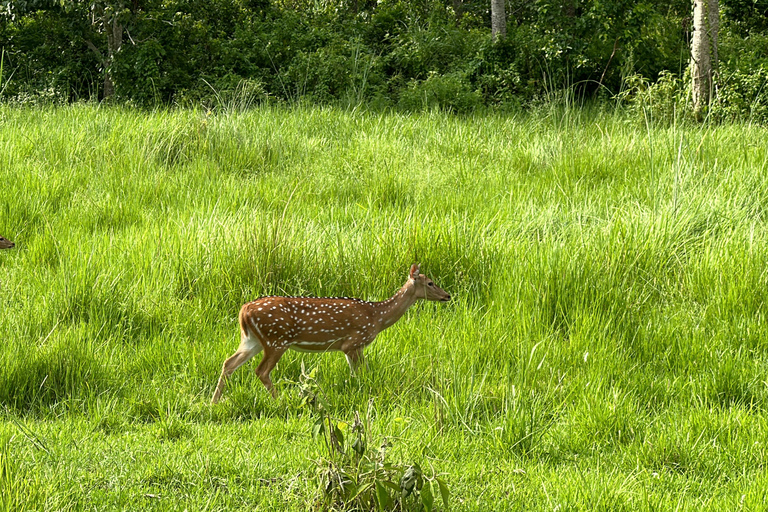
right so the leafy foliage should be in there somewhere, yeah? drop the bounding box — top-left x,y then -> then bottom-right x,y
1,0 -> 768,116
299,365 -> 449,511
615,71 -> 689,124
712,67 -> 768,123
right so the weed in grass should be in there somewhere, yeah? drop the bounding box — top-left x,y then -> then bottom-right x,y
299,365 -> 449,511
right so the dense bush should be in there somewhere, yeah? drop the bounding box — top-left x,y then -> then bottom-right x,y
615,24 -> 768,125
398,71 -> 482,112
712,67 -> 768,123
0,8 -> 99,102
616,71 -> 688,124
1,0 -> 767,119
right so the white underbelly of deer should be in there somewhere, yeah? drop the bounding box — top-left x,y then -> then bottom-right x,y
289,339 -> 346,352
211,264 -> 450,402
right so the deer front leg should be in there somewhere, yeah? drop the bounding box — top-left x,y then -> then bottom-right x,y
342,331 -> 374,374
254,347 -> 287,399
343,347 -> 366,374
342,330 -> 375,374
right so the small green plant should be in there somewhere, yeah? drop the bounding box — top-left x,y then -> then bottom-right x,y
710,67 -> 768,123
298,365 -> 450,512
398,71 -> 482,113
615,71 -> 688,124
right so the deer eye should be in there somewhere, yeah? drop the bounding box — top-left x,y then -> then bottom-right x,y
428,282 -> 434,287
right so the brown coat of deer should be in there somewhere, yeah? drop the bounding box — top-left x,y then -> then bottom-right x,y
0,237 -> 14,249
212,264 -> 450,403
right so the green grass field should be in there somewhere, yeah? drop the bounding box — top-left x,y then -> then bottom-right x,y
2,103 -> 768,511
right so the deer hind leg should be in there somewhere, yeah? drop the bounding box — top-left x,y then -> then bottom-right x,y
254,346 -> 287,399
211,335 -> 262,404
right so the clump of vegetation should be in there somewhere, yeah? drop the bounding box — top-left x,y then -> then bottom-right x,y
617,68 -> 768,125
615,71 -> 689,124
398,71 -> 482,114
299,365 -> 449,512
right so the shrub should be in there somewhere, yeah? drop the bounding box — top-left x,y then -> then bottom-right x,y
398,71 -> 482,113
469,27 -> 544,105
615,71 -> 689,124
298,366 -> 450,511
711,67 -> 768,123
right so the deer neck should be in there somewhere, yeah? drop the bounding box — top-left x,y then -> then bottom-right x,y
373,280 -> 419,331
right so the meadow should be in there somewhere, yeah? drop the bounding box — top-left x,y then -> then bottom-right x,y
2,103 -> 768,511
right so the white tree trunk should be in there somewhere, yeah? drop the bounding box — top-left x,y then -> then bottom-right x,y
691,0 -> 719,119
491,0 -> 506,43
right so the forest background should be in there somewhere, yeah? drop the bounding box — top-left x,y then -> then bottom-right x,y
1,0 -> 767,120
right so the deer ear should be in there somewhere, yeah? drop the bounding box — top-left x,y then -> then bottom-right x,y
409,264 -> 420,279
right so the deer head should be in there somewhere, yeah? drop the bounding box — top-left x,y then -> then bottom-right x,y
410,264 -> 451,302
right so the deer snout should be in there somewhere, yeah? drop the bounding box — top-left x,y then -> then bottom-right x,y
440,294 -> 451,302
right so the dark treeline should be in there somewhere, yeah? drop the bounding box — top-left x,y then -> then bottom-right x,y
1,0 -> 767,117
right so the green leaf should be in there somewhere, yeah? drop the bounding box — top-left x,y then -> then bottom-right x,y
421,482 -> 434,512
352,432 -> 366,456
340,476 -> 356,498
400,464 -> 423,497
333,424 -> 344,448
350,482 -> 373,502
312,418 -> 324,439
382,480 -> 400,492
375,480 -> 393,509
436,477 -> 450,507
315,393 -> 329,412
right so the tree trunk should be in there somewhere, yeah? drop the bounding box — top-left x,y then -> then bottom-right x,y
691,0 -> 719,120
491,0 -> 506,43
452,0 -> 463,23
103,13 -> 123,100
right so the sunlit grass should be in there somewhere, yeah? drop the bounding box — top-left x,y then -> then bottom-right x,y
2,103 -> 768,510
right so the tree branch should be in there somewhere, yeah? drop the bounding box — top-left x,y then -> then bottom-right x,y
84,39 -> 105,65
598,38 -> 619,90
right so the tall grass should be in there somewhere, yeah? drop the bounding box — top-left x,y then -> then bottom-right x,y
2,104 -> 768,510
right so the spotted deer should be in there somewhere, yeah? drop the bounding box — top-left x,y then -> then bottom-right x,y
0,236 -> 14,249
212,264 -> 450,403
